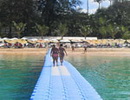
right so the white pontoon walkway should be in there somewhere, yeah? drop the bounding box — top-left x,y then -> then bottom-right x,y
30,50 -> 103,100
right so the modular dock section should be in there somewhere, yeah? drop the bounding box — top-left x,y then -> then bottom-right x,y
30,50 -> 103,100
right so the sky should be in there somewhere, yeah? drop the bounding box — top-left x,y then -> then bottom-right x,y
79,0 -> 110,14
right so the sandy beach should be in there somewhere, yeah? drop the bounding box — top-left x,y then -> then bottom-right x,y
0,48 -> 48,55
0,48 -> 130,57
66,48 -> 130,57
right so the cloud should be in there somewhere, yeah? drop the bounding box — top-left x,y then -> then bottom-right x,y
79,0 -> 110,14
89,8 -> 98,14
101,1 -> 110,8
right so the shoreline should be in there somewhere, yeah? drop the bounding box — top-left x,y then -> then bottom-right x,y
0,48 -> 48,54
0,48 -> 130,56
66,48 -> 130,57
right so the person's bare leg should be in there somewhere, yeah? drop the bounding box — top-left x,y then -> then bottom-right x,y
55,57 -> 58,66
60,56 -> 63,65
53,57 -> 56,67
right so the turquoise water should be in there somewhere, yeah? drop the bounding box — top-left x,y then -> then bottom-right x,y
66,55 -> 130,100
0,54 -> 44,100
0,53 -> 130,100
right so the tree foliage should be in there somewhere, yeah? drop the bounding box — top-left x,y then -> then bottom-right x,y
54,23 -> 68,39
13,21 -> 26,38
0,0 -> 130,39
79,25 -> 92,39
35,24 -> 49,39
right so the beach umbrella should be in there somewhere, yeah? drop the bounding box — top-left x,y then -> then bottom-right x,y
50,39 -> 58,43
3,37 -> 8,40
0,38 -> 3,41
43,39 -> 49,42
21,37 -> 28,40
17,39 -> 27,44
60,39 -> 70,43
31,38 -> 38,41
27,39 -> 37,44
36,40 -> 46,43
4,39 -> 17,44
11,38 -> 18,40
126,39 -> 130,43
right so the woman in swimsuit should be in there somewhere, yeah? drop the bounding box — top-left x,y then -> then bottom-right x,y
50,45 -> 59,66
59,44 -> 67,65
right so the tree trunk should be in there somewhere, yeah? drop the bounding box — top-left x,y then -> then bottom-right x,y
87,0 -> 89,14
8,25 -> 12,38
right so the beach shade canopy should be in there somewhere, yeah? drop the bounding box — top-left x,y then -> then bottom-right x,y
0,38 -> 3,41
50,39 -> 59,43
115,39 -> 125,44
27,39 -> 37,44
17,39 -> 27,44
125,39 -> 130,44
21,37 -> 28,40
4,39 -> 17,44
69,39 -> 82,43
3,37 -> 8,40
11,38 -> 18,40
36,40 -> 46,43
43,39 -> 49,42
101,39 -> 108,44
30,38 -> 38,41
60,39 -> 70,43
83,40 -> 91,44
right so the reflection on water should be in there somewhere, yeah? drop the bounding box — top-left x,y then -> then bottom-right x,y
66,54 -> 130,100
0,54 -> 45,100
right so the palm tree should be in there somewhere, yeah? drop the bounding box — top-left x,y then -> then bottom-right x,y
107,24 -> 118,39
55,23 -> 68,40
35,24 -> 49,39
94,0 -> 102,9
109,0 -> 113,6
13,21 -> 26,38
99,26 -> 107,38
0,23 -> 2,36
79,25 -> 92,39
87,0 -> 89,14
99,17 -> 106,25
119,25 -> 130,39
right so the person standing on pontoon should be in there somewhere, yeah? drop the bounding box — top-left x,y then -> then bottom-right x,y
59,44 -> 67,65
50,45 -> 59,67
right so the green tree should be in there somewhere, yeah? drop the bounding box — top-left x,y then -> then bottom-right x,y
107,24 -> 118,39
55,23 -> 68,39
79,25 -> 92,39
122,33 -> 130,40
94,0 -> 102,9
35,24 -> 49,39
0,0 -> 37,37
119,25 -> 130,39
97,17 -> 108,38
99,26 -> 107,38
0,22 -> 2,37
13,21 -> 26,38
37,0 -> 81,34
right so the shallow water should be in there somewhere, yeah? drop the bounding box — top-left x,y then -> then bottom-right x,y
0,54 -> 44,100
66,54 -> 130,100
0,53 -> 130,100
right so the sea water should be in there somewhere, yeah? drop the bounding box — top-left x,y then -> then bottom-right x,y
0,53 -> 130,100
0,54 -> 44,100
66,54 -> 130,100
